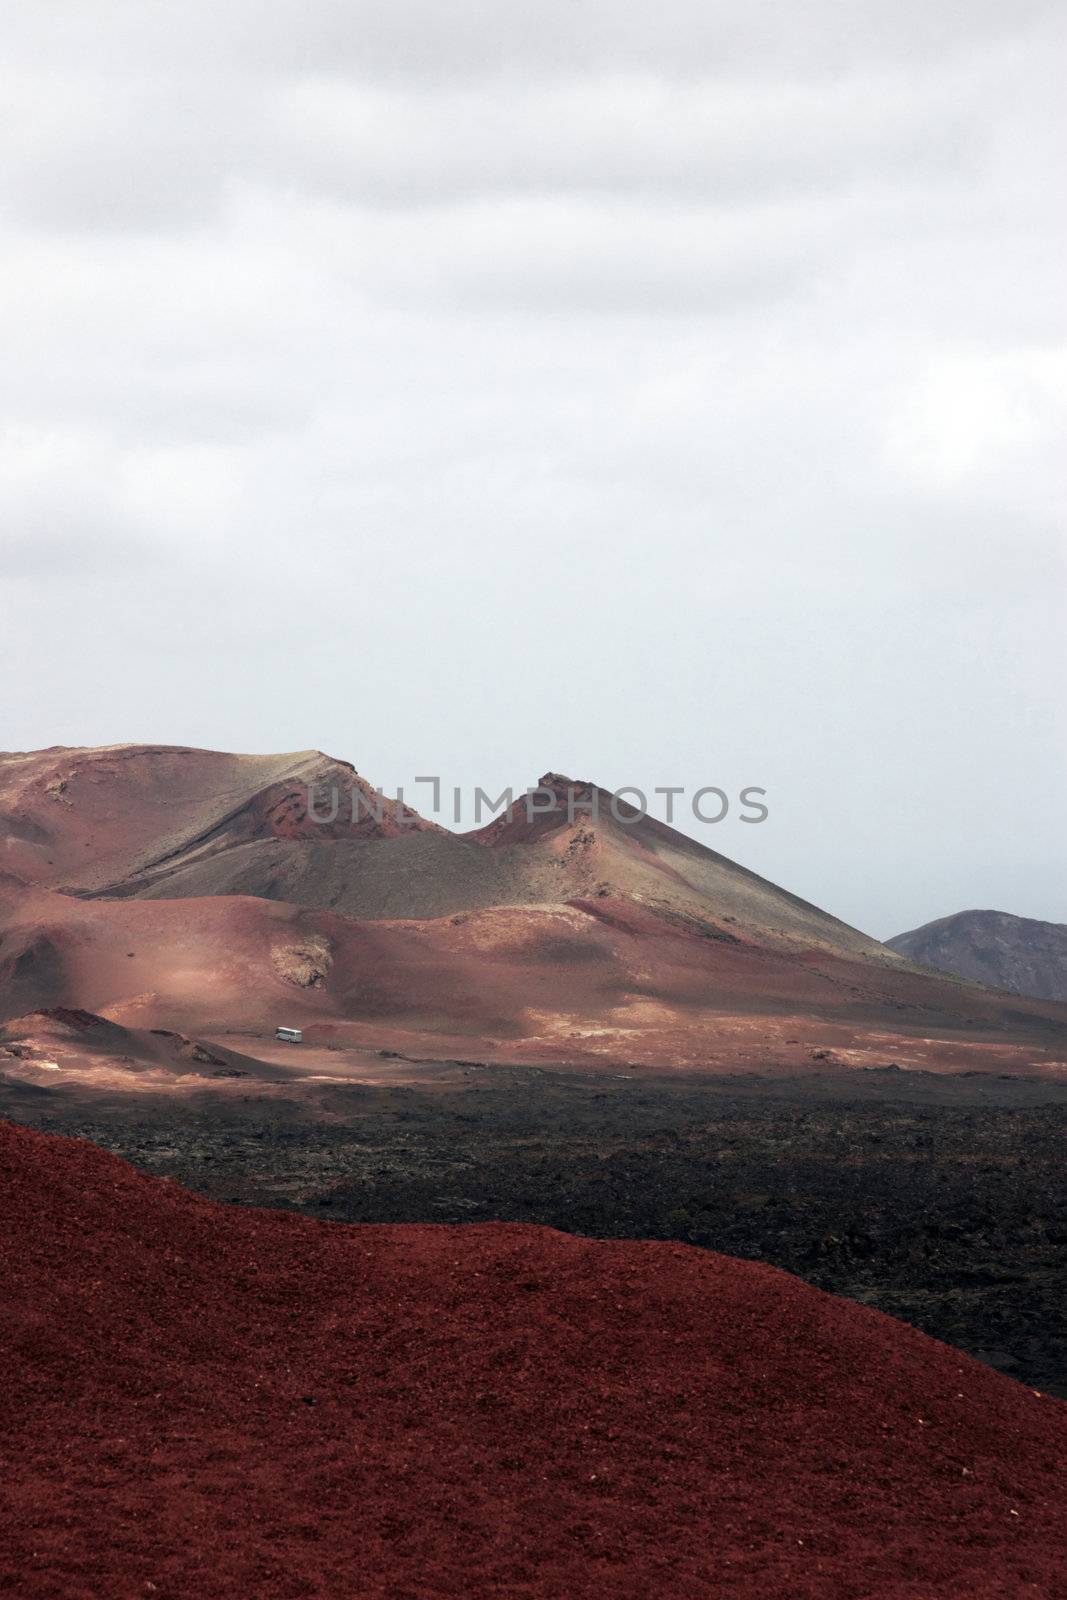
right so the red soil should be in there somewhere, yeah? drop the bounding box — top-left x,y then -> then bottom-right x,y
1,1120 -> 1065,1599
0,744 -> 432,894
3,881 -> 1067,1082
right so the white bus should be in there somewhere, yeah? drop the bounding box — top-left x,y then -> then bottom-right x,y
275,1026 -> 303,1043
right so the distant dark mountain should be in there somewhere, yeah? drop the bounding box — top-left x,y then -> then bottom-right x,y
887,909 -> 1067,1003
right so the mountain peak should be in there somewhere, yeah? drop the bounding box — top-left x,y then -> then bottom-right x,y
536,771 -> 587,794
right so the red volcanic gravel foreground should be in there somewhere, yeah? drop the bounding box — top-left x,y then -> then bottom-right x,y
1,1123 -> 1065,1600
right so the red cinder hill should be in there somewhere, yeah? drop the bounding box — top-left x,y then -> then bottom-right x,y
1,744 -> 878,951
0,744 -> 434,895
0,1119 -> 1064,1599
49,753 -> 886,953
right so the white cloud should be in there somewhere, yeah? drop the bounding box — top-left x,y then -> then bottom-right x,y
885,348 -> 1067,502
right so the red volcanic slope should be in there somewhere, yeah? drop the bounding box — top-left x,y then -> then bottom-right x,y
3,884 -> 1067,1077
1,744 -> 879,956
1,1121 -> 1065,1600
0,744 -> 432,893
77,755 -> 887,956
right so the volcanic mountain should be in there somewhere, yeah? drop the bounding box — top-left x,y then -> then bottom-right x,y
2,744 -> 1066,1078
888,909 -> 1067,1004
4,750 -> 880,952
2,1117 -> 1065,1599
0,743 -> 433,896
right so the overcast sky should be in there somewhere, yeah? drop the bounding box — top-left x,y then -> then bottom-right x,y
1,1 -> 1065,938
